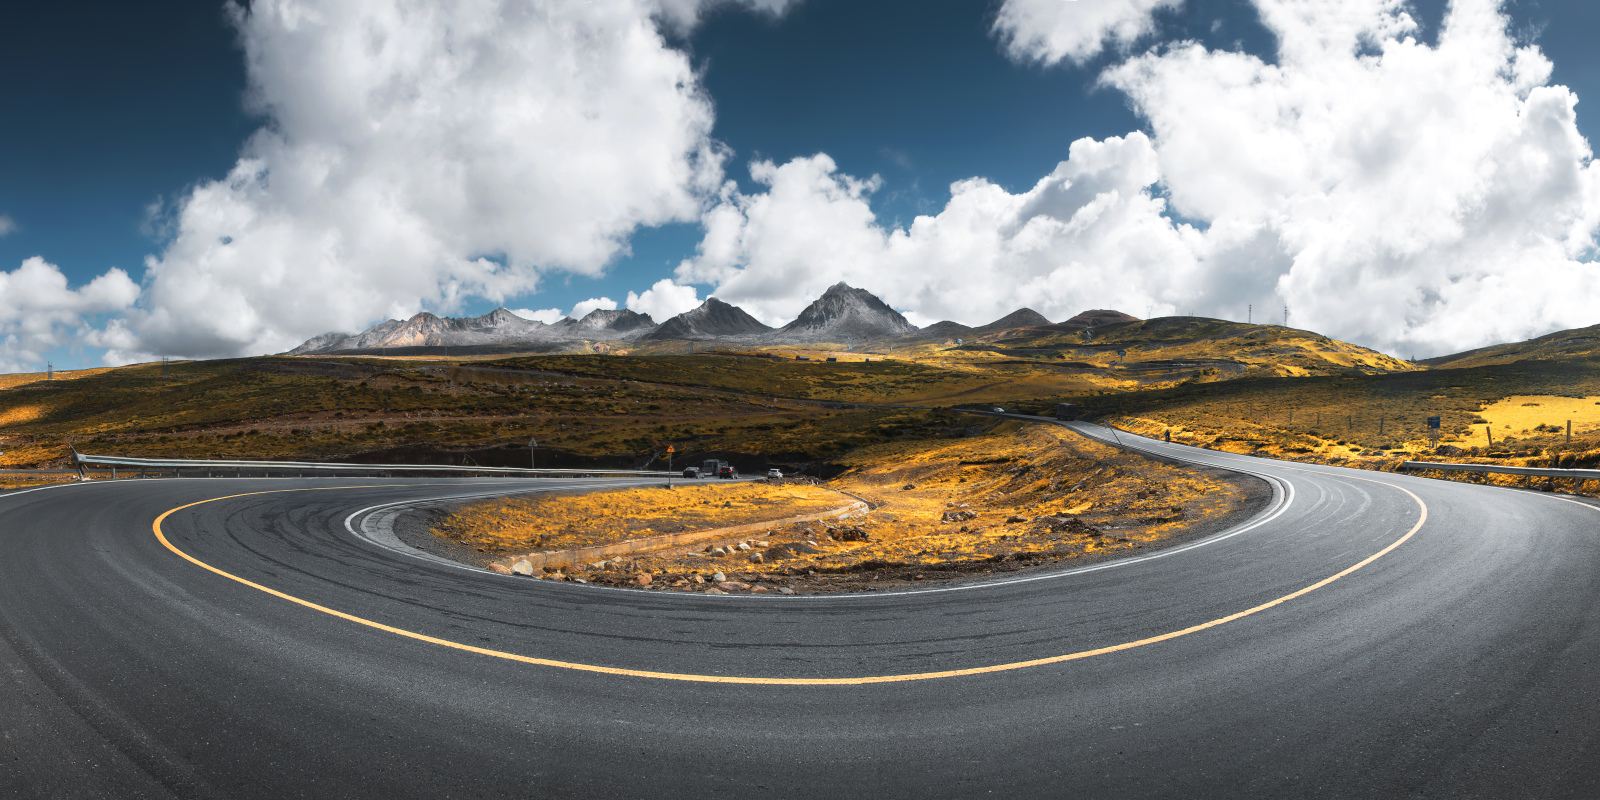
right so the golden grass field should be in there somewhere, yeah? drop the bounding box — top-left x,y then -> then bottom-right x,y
434,482 -> 848,554
438,421 -> 1250,593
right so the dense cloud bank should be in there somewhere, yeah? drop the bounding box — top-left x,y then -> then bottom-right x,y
9,0 -> 1599,367
673,0 -> 1600,357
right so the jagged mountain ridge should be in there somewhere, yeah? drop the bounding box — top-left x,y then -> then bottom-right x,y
288,287 -> 1191,356
645,298 -> 773,340
288,307 -> 648,354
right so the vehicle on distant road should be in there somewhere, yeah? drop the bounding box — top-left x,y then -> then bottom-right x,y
682,467 -> 700,479
992,406 -> 1006,413
701,459 -> 726,478
766,468 -> 782,479
718,465 -> 739,479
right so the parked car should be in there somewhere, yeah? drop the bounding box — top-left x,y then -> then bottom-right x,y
718,465 -> 739,479
766,468 -> 783,479
682,467 -> 700,478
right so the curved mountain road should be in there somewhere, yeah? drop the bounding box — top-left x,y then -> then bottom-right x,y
3,424 -> 1600,798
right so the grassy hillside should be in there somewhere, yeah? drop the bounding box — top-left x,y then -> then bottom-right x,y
1048,356 -> 1600,471
0,319 -> 1430,472
0,356 -> 979,470
964,317 -> 1412,375
1423,323 -> 1600,369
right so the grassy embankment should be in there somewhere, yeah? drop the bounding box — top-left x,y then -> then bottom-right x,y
436,420 -> 1252,593
1047,357 -> 1600,492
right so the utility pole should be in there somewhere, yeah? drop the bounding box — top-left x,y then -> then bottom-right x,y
1248,304 -> 1253,325
1485,426 -> 1494,448
1567,420 -> 1573,446
528,437 -> 537,470
1283,306 -> 1290,326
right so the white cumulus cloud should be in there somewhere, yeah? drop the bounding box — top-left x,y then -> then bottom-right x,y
685,0 -> 1600,356
994,0 -> 1182,66
1103,0 -> 1600,355
0,258 -> 140,372
677,137 -> 1200,327
626,278 -> 702,321
127,0 -> 787,359
570,297 -> 619,318
510,307 -> 565,324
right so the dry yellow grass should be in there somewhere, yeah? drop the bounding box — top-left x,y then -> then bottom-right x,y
0,404 -> 46,426
0,474 -> 74,491
451,421 -> 1250,592
1447,395 -> 1600,444
0,367 -> 116,390
434,482 -> 848,554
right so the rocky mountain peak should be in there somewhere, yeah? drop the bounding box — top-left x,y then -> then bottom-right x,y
774,283 -> 917,342
647,297 -> 773,340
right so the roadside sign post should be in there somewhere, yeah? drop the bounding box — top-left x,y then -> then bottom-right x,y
1426,416 -> 1441,449
666,445 -> 675,489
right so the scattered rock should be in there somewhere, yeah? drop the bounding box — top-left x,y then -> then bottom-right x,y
721,581 -> 751,591
737,542 -> 752,551
830,526 -> 870,542
692,574 -> 706,585
1006,515 -> 1027,524
902,483 -> 917,491
635,573 -> 653,587
749,553 -> 764,564
704,588 -> 727,595
488,562 -> 512,575
712,572 -> 727,583
750,585 -> 768,594
510,559 -> 535,576
941,510 -> 978,523
589,560 -> 609,570
778,587 -> 796,595
765,541 -> 818,558
804,540 -> 820,548
754,540 -> 770,548
711,546 -> 727,556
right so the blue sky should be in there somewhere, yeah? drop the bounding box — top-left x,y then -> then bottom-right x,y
4,0 -> 1600,370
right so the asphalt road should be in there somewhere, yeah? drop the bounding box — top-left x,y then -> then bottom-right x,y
4,423 -> 1600,798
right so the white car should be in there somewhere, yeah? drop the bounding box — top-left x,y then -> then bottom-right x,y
767,468 -> 783,479
992,407 -> 1006,413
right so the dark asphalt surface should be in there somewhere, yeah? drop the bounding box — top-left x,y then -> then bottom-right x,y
4,422 -> 1600,798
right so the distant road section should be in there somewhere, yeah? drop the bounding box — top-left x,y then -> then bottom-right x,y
4,427 -> 1600,798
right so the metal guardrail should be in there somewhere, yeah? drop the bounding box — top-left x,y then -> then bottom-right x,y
72,451 -> 675,480
1400,461 -> 1600,480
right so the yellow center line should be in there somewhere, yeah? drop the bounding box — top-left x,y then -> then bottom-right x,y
152,480 -> 1428,685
